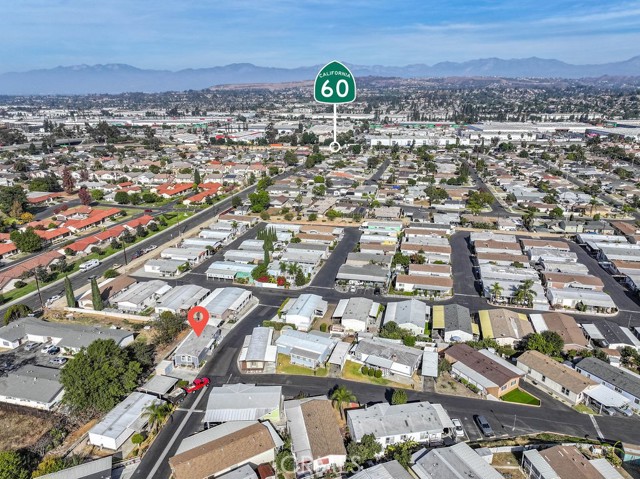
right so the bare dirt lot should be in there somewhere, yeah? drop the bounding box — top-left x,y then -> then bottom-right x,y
0,405 -> 57,451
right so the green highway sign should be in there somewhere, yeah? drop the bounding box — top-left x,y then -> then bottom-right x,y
314,61 -> 357,104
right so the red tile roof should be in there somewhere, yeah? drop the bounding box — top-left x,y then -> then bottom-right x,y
156,183 -> 193,196
34,227 -> 71,241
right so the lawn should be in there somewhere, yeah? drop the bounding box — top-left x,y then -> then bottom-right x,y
276,354 -> 327,377
573,404 -> 596,415
501,388 -> 541,406
341,360 -> 414,389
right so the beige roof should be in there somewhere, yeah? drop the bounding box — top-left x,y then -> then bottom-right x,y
484,308 -> 533,340
474,240 -> 521,251
517,350 -> 596,394
169,422 -> 276,479
476,252 -> 529,263
540,312 -> 589,351
300,400 -> 347,460
401,243 -> 451,254
543,272 -> 604,288
539,445 -> 604,479
520,239 -> 570,250
409,264 -> 452,274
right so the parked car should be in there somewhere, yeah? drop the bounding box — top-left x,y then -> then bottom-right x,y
46,294 -> 61,305
474,415 -> 495,437
79,259 -> 101,272
452,418 -> 465,438
24,342 -> 38,352
147,244 -> 158,250
49,357 -> 67,365
144,209 -> 153,213
40,344 -> 54,354
112,263 -> 122,269
47,346 -> 61,355
183,377 -> 210,394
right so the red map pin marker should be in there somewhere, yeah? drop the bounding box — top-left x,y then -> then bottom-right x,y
187,306 -> 210,337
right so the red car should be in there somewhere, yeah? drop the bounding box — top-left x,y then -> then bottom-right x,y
183,377 -> 210,394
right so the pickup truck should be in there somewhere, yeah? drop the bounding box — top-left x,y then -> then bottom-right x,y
183,377 -> 210,394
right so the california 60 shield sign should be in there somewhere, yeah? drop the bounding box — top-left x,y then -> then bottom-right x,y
314,61 -> 357,104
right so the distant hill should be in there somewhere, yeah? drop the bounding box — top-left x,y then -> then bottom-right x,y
2,56 -> 640,95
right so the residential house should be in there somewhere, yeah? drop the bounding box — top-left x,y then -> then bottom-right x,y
173,325 -> 221,369
350,461 -> 412,479
111,280 -> 172,313
155,284 -> 211,315
285,397 -> 347,477
204,384 -> 283,426
528,312 -> 590,352
238,327 -> 278,373
517,350 -> 597,405
282,294 -> 327,331
347,401 -> 454,447
478,309 -> 533,347
412,442 -> 504,479
431,304 -> 474,342
444,344 -> 524,398
332,297 -> 381,333
78,275 -> 137,309
351,337 -> 422,378
0,365 -> 64,411
275,329 -> 337,369
169,421 -> 283,479
576,357 -> 640,412
394,274 -> 453,297
383,299 -> 430,336
522,445 -> 624,479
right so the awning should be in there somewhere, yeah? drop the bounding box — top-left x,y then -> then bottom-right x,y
432,305 -> 444,329
585,384 -> 630,409
479,310 -> 493,338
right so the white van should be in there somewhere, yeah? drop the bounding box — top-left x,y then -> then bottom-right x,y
79,259 -> 101,272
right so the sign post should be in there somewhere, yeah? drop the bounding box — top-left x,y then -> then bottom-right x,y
314,61 -> 357,152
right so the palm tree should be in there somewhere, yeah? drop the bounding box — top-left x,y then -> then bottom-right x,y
522,211 -> 535,231
279,262 -> 287,274
489,282 -> 503,303
143,402 -> 172,433
514,279 -> 537,308
331,385 -> 357,420
231,220 -> 238,233
589,196 -> 599,216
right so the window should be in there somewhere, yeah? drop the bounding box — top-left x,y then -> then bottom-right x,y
635,398 -> 639,405
541,375 -> 546,382
561,387 -> 569,396
615,387 -> 622,393
500,385 -> 507,391
511,380 -> 516,386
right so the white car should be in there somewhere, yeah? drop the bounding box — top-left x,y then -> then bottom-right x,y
46,294 -> 61,305
40,344 -> 54,354
452,418 -> 465,438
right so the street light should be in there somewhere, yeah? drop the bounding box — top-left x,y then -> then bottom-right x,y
34,273 -> 45,311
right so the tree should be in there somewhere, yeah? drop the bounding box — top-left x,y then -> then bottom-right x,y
331,385 -> 357,419
64,275 -> 75,307
60,339 -> 142,413
91,277 -> 103,311
78,187 -> 92,206
104,269 -> 120,279
62,167 -> 75,193
391,389 -> 408,405
346,433 -> 381,467
90,189 -> 104,201
3,304 -> 31,325
194,168 -> 201,185
294,269 -> 306,286
231,195 -> 242,208
284,150 -> 298,165
0,450 -> 30,479
32,456 -> 84,477
29,175 -> 61,192
489,282 -> 503,302
514,279 -> 537,308
142,402 -> 172,432
522,331 -> 564,357
248,190 -> 270,213
154,311 -> 187,345
0,186 -> 27,217
114,191 -> 130,205
549,206 -> 564,219
126,339 -> 156,372
10,228 -> 43,253
522,210 -> 535,230
385,440 -> 420,468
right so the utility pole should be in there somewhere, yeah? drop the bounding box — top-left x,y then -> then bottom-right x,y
34,272 -> 44,311
122,241 -> 128,266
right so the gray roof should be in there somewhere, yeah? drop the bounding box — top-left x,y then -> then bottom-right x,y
199,287 -> 252,317
354,337 -> 422,368
588,320 -> 637,346
443,304 -> 472,334
0,365 -> 63,405
348,401 -> 454,441
285,294 -> 327,320
337,264 -> 389,282
350,461 -> 412,479
577,357 -> 640,398
245,327 -> 273,362
275,329 -> 336,355
216,464 -> 258,479
343,297 -> 375,321
37,456 -> 112,479
0,317 -> 133,350
204,384 -> 282,423
156,284 -> 210,312
174,325 -> 220,359
89,392 -> 158,440
112,280 -> 171,306
140,375 -> 179,396
412,442 -> 503,479
145,258 -> 185,273
384,299 -> 428,330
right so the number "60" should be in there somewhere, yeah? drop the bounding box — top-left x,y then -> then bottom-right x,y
321,79 -> 349,98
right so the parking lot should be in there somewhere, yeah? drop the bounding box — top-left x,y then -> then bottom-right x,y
0,342 -> 67,374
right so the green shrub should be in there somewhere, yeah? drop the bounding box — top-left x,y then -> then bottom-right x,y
368,368 -> 375,377
319,323 -> 328,332
14,281 -> 27,289
374,369 -> 382,378
361,366 -> 369,375
131,433 -> 145,445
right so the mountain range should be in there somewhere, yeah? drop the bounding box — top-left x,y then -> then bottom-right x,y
2,56 -> 640,95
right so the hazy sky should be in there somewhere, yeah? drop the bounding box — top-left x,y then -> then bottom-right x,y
2,0 -> 640,72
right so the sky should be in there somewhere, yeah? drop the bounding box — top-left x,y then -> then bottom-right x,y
2,0 -> 640,73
